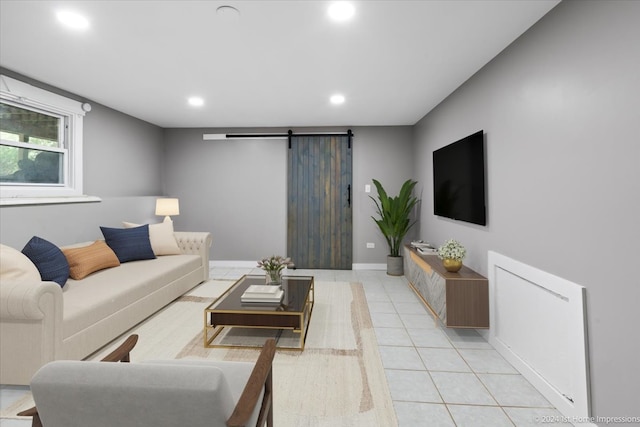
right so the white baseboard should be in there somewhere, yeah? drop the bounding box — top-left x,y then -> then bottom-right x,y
352,263 -> 386,270
209,260 -> 257,268
208,261 -> 387,271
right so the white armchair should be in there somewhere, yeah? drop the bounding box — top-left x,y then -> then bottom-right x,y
21,336 -> 275,427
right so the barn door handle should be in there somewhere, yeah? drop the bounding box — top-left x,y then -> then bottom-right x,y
347,184 -> 351,207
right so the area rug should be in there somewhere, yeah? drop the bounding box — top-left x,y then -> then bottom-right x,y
2,279 -> 398,427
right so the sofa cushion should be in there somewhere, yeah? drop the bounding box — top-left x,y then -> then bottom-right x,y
0,244 -> 41,283
100,225 -> 156,263
21,236 -> 69,287
62,254 -> 201,339
122,221 -> 181,256
62,240 -> 121,280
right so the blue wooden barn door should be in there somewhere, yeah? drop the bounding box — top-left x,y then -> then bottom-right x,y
287,135 -> 352,269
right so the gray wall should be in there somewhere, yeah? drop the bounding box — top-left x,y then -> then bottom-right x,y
0,70 -> 166,249
0,196 -> 161,249
84,104 -> 163,197
162,126 -> 414,264
413,1 -> 639,421
162,128 -> 288,262
351,126 -> 416,264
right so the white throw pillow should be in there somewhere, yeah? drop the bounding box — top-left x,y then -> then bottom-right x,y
0,244 -> 41,283
122,221 -> 182,256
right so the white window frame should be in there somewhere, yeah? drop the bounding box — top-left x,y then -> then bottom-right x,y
0,75 -> 99,205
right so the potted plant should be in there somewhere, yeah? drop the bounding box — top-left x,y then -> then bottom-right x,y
370,179 -> 420,275
436,239 -> 466,272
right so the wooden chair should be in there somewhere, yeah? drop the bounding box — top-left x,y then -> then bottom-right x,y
18,335 -> 275,427
228,338 -> 275,427
18,334 -> 139,427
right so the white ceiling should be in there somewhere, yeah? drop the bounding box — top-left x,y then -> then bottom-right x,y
0,1 -> 559,128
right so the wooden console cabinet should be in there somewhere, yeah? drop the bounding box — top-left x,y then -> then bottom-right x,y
404,245 -> 489,328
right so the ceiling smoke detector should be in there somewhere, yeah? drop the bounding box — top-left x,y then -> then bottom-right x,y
216,5 -> 240,20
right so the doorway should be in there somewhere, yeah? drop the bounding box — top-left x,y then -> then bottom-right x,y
287,135 -> 352,269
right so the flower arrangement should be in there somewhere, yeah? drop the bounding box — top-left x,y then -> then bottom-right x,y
437,239 -> 466,261
257,255 -> 291,284
257,255 -> 291,273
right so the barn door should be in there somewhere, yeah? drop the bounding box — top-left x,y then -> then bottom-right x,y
287,135 -> 352,269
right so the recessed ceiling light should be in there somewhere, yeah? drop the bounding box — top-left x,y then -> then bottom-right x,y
328,2 -> 355,22
330,94 -> 346,105
216,5 -> 240,18
56,10 -> 90,30
188,97 -> 204,107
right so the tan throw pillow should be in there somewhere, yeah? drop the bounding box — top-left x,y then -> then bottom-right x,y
0,244 -> 41,283
122,221 -> 181,256
62,240 -> 120,280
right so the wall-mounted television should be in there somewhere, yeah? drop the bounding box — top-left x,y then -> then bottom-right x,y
433,130 -> 486,226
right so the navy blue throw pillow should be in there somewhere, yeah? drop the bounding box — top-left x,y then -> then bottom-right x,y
100,225 -> 156,263
22,236 -> 70,287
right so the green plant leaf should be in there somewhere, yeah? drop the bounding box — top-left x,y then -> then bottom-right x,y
370,179 -> 420,256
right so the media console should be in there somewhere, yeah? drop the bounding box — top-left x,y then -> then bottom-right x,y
404,245 -> 489,328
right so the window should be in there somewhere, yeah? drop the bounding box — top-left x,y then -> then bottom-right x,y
0,75 -> 97,205
1,103 -> 65,185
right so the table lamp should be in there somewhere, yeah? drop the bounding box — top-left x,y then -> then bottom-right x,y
155,198 -> 180,223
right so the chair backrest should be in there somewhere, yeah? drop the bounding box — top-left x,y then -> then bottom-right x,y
31,360 -> 236,427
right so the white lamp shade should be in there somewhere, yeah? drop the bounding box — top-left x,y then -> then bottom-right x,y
155,198 -> 180,216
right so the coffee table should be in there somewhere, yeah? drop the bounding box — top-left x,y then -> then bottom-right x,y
204,275 -> 314,350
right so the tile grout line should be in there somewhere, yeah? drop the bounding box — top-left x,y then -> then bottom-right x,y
371,274 -> 535,426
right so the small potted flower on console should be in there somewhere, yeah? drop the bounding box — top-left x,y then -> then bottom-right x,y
437,239 -> 466,272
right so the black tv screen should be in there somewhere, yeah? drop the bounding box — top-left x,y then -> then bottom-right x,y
433,130 -> 486,226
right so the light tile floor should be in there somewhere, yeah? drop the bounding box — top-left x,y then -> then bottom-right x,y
354,270 -> 572,427
1,267 -> 571,427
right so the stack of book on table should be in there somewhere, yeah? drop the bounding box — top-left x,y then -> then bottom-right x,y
241,285 -> 284,304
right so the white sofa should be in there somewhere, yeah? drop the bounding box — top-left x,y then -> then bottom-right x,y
0,231 -> 212,385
